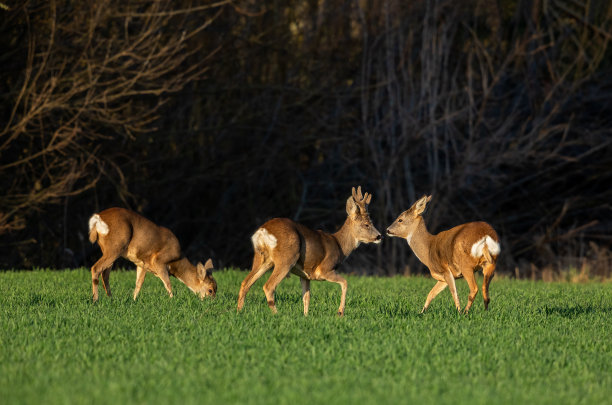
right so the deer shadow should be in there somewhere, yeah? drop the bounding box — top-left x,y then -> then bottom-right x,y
538,304 -> 612,318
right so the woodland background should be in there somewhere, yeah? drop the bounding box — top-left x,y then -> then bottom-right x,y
1,0 -> 611,278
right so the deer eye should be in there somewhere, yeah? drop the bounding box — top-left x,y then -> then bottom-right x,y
364,224 -> 370,228
208,289 -> 213,294
398,219 -> 403,223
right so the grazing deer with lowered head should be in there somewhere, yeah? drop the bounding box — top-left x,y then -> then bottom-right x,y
237,186 -> 382,316
88,207 -> 217,302
386,196 -> 500,313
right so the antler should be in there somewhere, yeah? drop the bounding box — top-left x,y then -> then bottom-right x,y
351,186 -> 372,212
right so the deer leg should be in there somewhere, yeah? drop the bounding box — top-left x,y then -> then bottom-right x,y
158,269 -> 173,298
133,266 -> 146,300
91,253 -> 118,302
101,267 -> 112,297
238,252 -> 273,311
462,268 -> 478,314
301,278 -> 311,316
149,260 -> 173,298
482,262 -> 496,310
442,270 -> 461,312
262,260 -> 295,314
322,271 -> 348,316
420,281 -> 447,313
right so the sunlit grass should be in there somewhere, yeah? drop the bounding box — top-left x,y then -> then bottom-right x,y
0,269 -> 610,405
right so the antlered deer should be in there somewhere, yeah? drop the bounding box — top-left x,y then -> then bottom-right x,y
88,207 -> 217,302
237,187 -> 382,316
386,196 -> 500,313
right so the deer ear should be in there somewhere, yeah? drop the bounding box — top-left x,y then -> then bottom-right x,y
196,262 -> 205,280
204,258 -> 214,276
197,259 -> 213,280
346,196 -> 359,217
413,195 -> 432,215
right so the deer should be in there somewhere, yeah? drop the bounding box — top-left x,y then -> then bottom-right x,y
88,207 -> 217,302
386,195 -> 500,313
237,186 -> 382,316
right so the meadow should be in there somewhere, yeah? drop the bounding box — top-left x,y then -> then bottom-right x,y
0,269 -> 610,405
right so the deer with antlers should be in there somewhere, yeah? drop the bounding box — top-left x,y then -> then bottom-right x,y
386,196 -> 500,313
237,186 -> 382,316
88,207 -> 217,302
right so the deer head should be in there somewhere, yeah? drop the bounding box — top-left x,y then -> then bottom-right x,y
194,258 -> 217,299
386,195 -> 432,242
345,186 -> 382,245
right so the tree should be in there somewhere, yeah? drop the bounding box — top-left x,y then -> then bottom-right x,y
0,0 -> 224,236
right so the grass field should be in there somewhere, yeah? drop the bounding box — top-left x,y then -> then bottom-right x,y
1,269 -> 610,405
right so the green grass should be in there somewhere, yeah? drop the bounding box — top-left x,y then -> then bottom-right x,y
0,269 -> 610,405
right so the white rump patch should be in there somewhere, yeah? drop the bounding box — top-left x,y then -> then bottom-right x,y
88,214 -> 109,235
251,228 -> 277,250
470,236 -> 500,258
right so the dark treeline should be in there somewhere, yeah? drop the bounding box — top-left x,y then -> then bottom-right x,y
1,0 -> 611,278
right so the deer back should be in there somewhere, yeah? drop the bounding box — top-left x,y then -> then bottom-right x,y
93,208 -> 182,264
431,221 -> 499,269
255,218 -> 341,274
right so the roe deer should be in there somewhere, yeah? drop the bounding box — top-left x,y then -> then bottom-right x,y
237,186 -> 382,316
386,196 -> 499,313
88,207 -> 217,302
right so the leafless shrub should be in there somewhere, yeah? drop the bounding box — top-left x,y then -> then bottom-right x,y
0,0 -> 224,264
1,0 -> 610,276
350,0 -> 612,275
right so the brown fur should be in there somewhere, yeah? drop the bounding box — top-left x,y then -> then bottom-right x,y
88,207 -> 216,302
237,186 -> 382,316
387,196 -> 499,313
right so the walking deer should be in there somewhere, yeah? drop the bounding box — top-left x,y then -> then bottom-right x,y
237,186 -> 382,316
386,196 -> 500,313
88,207 -> 217,302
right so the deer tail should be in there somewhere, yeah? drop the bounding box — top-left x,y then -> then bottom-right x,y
88,214 -> 109,244
483,244 -> 493,264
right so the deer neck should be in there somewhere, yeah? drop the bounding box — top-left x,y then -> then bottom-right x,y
332,218 -> 359,258
168,257 -> 198,291
407,218 -> 434,268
